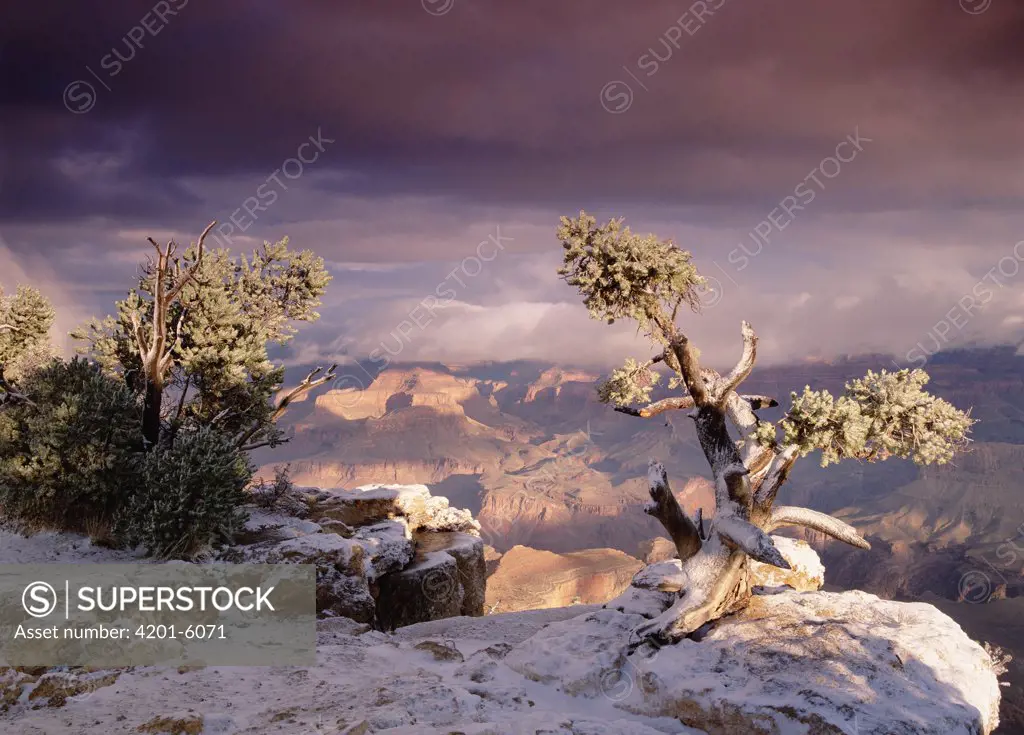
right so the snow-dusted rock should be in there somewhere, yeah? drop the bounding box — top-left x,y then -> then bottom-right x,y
229,531 -> 376,622
352,520 -> 415,580
314,483 -> 481,535
223,520 -> 414,623
415,530 -> 487,616
749,535 -> 825,592
5,591 -> 999,734
377,550 -> 465,630
638,536 -> 679,564
516,590 -> 1002,734
221,483 -> 484,629
504,608 -> 645,696
238,508 -> 323,542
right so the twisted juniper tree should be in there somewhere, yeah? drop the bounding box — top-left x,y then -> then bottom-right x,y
558,212 -> 974,645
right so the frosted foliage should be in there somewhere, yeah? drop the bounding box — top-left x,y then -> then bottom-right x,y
778,368 -> 974,467
557,211 -> 705,337
597,357 -> 660,405
753,420 -> 778,449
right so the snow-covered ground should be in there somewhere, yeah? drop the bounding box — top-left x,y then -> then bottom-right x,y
0,524 -> 142,564
6,606 -> 699,735
0,527 -> 1003,734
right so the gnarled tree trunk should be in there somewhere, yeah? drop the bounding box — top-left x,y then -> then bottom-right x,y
130,222 -> 215,448
622,322 -> 870,645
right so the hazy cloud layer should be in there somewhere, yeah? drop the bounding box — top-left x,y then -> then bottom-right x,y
2,0 -> 1022,370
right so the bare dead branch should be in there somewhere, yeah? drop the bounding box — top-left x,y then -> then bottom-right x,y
0,324 -> 22,333
614,395 -> 696,418
717,461 -> 753,512
128,311 -> 147,360
645,460 -> 702,562
159,307 -> 188,375
234,364 -> 337,449
724,392 -> 763,461
716,515 -> 791,569
269,364 -> 337,423
165,221 -> 215,303
752,444 -> 799,512
240,436 -> 292,451
768,505 -> 871,550
0,370 -> 35,407
741,395 -> 778,410
669,334 -> 710,406
717,321 -> 757,401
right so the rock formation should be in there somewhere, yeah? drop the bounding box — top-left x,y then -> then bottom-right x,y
221,483 -> 485,629
5,586 -> 1004,733
0,519 -> 1007,733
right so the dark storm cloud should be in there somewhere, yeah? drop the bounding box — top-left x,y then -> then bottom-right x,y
2,1 -> 1023,366
4,0 -> 1024,230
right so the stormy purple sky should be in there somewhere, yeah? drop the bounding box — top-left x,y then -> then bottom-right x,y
2,0 -> 1023,375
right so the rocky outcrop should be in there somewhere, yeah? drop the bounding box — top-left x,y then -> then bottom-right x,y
377,531 -> 487,630
14,590 -> 1003,734
749,534 -> 825,592
221,483 -> 484,629
638,536 -> 677,564
416,531 -> 487,616
505,589 -> 1002,734
522,367 -> 599,403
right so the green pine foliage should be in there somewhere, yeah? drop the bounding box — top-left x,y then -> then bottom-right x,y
597,357 -> 661,406
115,426 -> 252,559
557,212 -> 705,338
0,357 -> 141,530
776,369 -> 974,467
0,284 -> 55,383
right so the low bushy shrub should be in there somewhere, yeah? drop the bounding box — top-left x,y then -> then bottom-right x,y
115,426 -> 252,558
0,358 -> 141,531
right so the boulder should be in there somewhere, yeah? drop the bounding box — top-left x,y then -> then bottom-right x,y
223,521 -> 414,623
376,551 -> 464,630
749,534 -> 825,592
233,532 -> 376,622
414,531 -> 487,617
224,483 -> 483,629
511,589 -> 1003,734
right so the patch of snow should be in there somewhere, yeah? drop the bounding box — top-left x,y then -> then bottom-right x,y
0,526 -> 143,564
351,520 -> 413,580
